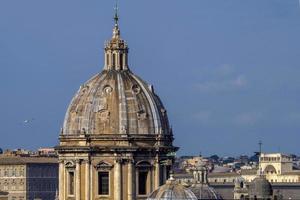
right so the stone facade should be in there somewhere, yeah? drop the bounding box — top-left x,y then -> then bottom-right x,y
0,156 -> 58,200
57,12 -> 177,200
208,153 -> 300,184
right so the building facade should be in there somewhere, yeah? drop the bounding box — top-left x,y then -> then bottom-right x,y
174,153 -> 300,199
57,12 -> 177,200
208,153 -> 300,184
0,155 -> 58,200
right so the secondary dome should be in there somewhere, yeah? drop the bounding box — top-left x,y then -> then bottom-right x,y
61,13 -> 170,136
249,176 -> 273,199
147,176 -> 198,200
189,164 -> 222,200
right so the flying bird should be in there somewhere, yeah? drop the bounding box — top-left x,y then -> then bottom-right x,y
21,118 -> 35,125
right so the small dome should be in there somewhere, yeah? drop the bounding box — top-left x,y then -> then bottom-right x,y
190,164 -> 222,200
147,177 -> 197,200
189,184 -> 221,200
249,176 -> 273,199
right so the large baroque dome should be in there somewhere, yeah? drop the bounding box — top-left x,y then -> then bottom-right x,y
57,10 -> 177,200
62,69 -> 170,136
61,16 -> 170,137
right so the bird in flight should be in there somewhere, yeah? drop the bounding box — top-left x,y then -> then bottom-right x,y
21,118 -> 35,125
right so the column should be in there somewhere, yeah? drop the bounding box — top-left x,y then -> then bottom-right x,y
90,162 -> 93,200
117,51 -> 120,69
128,160 -> 135,200
155,161 -> 160,189
75,160 -> 81,200
163,165 -> 167,183
114,159 -> 122,200
59,161 -> 65,200
85,161 -> 90,200
150,167 -> 153,192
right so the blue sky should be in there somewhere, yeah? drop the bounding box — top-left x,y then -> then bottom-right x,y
0,0 -> 300,156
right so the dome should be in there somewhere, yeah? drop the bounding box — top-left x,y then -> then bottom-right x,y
61,16 -> 170,137
147,177 -> 197,200
189,164 -> 222,199
249,176 -> 273,199
189,184 -> 222,200
62,70 -> 170,135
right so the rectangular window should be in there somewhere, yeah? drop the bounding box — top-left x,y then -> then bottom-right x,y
68,171 -> 75,195
166,166 -> 171,180
106,54 -> 110,66
120,53 -> 123,68
138,171 -> 148,195
98,172 -> 109,195
112,54 -> 116,66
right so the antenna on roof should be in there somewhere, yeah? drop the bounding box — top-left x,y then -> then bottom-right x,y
258,140 -> 262,155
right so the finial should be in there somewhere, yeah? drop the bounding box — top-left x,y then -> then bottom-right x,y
112,0 -> 120,38
114,0 -> 119,26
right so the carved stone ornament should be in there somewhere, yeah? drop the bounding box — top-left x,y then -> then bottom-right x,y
99,110 -> 110,122
136,161 -> 152,168
121,125 -> 127,134
132,84 -> 141,94
65,161 -> 76,168
161,108 -> 167,116
137,110 -> 148,120
103,85 -> 113,95
95,161 -> 113,170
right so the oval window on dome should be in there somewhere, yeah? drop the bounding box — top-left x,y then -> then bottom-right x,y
103,85 -> 113,95
132,85 -> 141,94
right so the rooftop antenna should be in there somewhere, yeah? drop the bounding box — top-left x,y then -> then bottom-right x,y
258,140 -> 262,155
258,140 -> 263,176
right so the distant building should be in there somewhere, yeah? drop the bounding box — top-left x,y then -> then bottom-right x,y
259,153 -> 300,183
207,153 -> 300,199
37,148 -> 57,157
0,155 -> 58,200
208,153 -> 300,184
173,153 -> 300,199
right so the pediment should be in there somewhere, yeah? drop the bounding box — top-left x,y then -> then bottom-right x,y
95,161 -> 113,170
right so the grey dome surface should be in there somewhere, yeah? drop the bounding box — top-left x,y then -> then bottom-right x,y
147,178 -> 197,200
62,70 -> 170,136
249,176 -> 273,198
189,184 -> 222,200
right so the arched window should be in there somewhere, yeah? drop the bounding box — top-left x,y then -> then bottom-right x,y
65,161 -> 76,196
138,171 -> 148,195
136,161 -> 151,195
